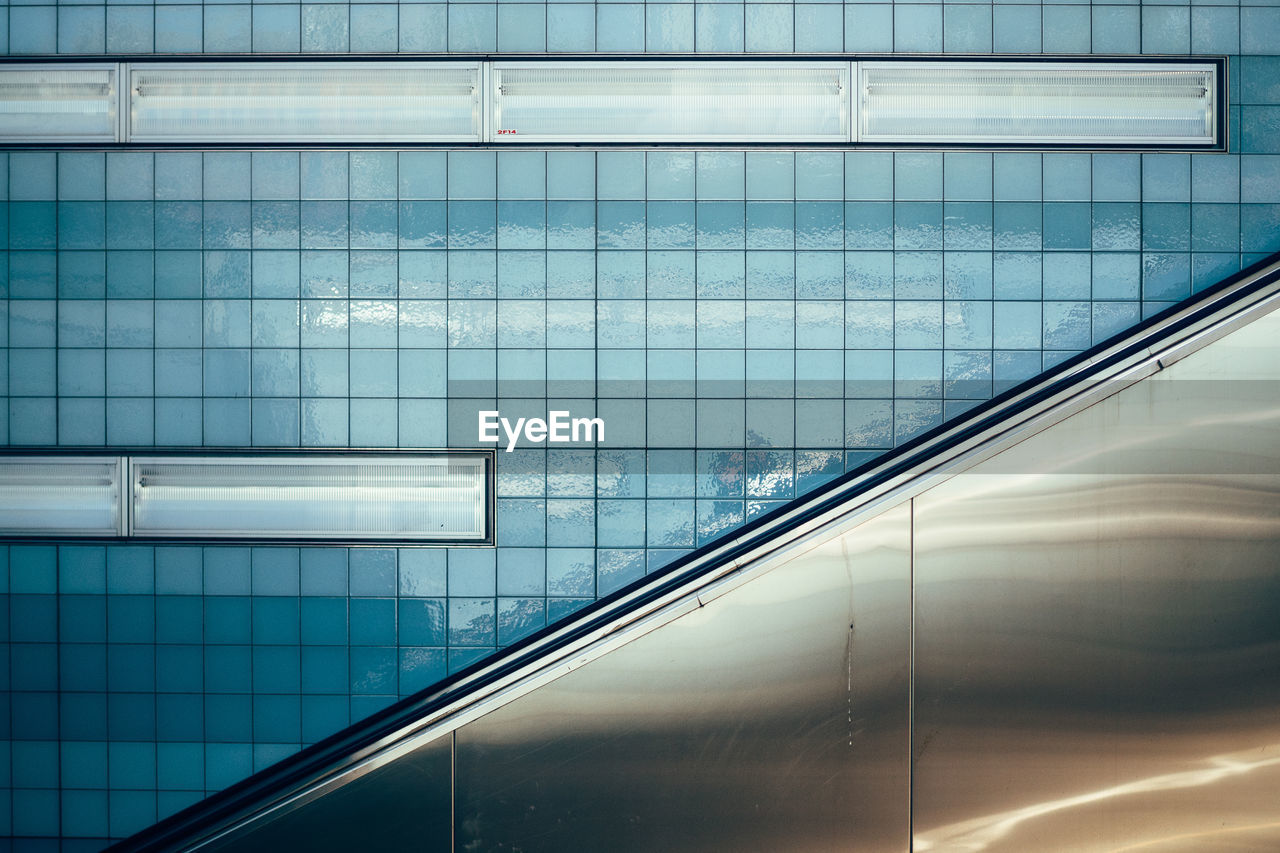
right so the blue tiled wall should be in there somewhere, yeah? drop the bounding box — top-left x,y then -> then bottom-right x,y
2,544 -> 464,845
3,1 -> 1280,56
2,0 -> 1280,848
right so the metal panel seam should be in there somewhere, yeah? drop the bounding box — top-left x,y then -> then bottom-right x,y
908,496 -> 916,853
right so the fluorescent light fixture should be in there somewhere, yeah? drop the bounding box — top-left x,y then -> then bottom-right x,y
0,59 -> 1222,148
0,457 -> 123,536
128,63 -> 482,143
0,65 -> 118,142
491,62 -> 851,142
129,455 -> 488,542
857,61 -> 1218,146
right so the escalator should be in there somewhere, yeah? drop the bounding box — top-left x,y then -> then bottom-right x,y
116,253 -> 1280,852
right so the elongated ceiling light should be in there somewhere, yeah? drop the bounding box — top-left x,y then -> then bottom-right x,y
858,61 -> 1218,146
129,455 -> 489,541
491,62 -> 851,142
0,59 -> 1221,147
0,65 -> 118,142
128,62 -> 482,142
0,453 -> 490,543
0,456 -> 123,536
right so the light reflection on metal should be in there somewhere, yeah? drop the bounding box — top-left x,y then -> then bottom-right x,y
911,303 -> 1280,853
914,746 -> 1280,852
1109,819 -> 1280,852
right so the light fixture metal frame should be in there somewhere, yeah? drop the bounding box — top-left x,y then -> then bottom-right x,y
0,449 -> 497,546
0,54 -> 1228,151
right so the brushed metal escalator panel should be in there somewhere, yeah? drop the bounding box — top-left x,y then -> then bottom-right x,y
911,305 -> 1280,853
455,505 -> 912,853
198,735 -> 452,853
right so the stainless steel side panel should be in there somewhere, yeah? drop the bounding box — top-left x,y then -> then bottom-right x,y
911,308 -> 1280,852
199,734 -> 453,852
455,504 -> 912,853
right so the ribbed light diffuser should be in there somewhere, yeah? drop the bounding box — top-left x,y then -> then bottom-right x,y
0,65 -> 117,142
128,63 -> 481,142
130,456 -> 488,540
859,62 -> 1216,145
492,62 -> 851,142
0,457 -> 122,535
